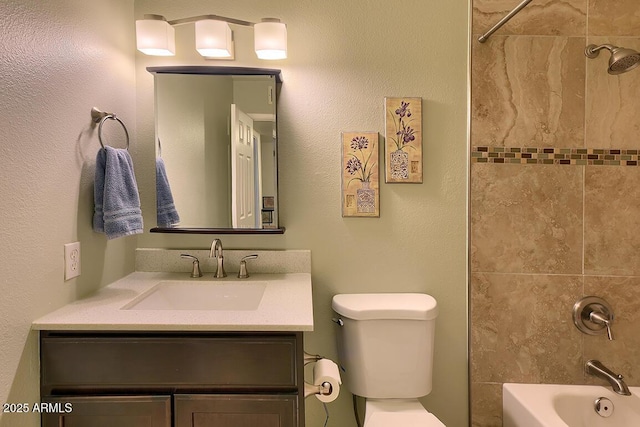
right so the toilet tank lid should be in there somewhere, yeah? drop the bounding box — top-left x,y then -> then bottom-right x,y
332,293 -> 438,320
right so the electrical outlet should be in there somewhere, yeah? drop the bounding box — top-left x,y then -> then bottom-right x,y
64,242 -> 81,280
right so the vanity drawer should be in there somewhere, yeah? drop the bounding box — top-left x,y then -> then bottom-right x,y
41,332 -> 300,393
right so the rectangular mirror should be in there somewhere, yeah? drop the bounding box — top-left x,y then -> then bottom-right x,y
148,66 -> 284,234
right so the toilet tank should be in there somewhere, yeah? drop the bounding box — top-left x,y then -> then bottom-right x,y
332,293 -> 438,399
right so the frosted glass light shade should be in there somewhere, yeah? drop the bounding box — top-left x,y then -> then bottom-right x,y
195,20 -> 233,58
254,19 -> 287,60
136,18 -> 175,56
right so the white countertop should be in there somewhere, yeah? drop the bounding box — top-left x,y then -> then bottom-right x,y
32,272 -> 314,332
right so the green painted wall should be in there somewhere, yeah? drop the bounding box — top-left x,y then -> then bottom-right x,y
134,1 -> 469,426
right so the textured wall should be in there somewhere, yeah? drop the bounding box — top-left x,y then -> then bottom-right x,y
0,1 -> 136,425
470,0 -> 640,425
134,0 -> 469,426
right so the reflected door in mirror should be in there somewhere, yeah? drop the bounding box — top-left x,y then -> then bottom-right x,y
231,105 -> 257,228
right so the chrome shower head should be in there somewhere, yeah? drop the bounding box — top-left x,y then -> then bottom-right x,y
585,44 -> 640,75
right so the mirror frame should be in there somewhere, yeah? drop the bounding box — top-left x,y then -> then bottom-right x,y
148,66 -> 284,235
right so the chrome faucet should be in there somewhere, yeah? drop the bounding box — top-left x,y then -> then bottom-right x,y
586,360 -> 631,396
209,239 -> 227,278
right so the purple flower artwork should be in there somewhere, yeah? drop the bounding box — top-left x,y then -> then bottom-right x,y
342,132 -> 379,217
345,136 -> 375,186
385,97 -> 423,183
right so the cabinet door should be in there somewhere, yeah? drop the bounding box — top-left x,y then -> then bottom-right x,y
175,394 -> 297,427
41,396 -> 170,427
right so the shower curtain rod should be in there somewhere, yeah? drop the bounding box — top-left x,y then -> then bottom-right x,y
478,0 -> 532,43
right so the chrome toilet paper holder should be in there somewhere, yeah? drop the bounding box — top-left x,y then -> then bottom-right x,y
304,381 -> 333,398
303,351 -> 339,398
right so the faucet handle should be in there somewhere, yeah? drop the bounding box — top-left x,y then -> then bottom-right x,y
238,254 -> 258,279
573,296 -> 615,341
590,311 -> 614,340
180,254 -> 203,278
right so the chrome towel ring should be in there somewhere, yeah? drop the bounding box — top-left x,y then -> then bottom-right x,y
91,107 -> 130,150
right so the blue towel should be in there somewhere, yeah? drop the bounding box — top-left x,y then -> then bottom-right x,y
93,147 -> 143,239
156,157 -> 180,227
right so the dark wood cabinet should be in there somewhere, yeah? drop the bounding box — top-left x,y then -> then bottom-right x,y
40,331 -> 304,427
40,396 -> 170,427
175,394 -> 296,427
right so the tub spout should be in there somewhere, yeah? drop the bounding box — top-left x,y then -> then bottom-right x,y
586,360 -> 631,396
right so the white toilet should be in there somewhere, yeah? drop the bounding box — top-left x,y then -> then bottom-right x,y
332,293 -> 446,427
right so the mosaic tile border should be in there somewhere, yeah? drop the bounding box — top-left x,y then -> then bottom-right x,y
471,147 -> 640,166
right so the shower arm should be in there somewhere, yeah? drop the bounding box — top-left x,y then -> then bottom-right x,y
478,0 -> 533,43
585,44 -> 615,58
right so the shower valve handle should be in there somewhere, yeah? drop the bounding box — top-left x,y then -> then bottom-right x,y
590,311 -> 614,340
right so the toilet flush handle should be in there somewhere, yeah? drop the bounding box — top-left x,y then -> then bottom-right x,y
331,318 -> 344,326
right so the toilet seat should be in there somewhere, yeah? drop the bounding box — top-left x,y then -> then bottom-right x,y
364,399 -> 446,427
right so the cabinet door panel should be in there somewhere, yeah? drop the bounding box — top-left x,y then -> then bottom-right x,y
175,394 -> 297,427
41,396 -> 170,427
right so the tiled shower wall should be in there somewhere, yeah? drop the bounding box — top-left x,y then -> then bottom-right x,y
470,0 -> 640,425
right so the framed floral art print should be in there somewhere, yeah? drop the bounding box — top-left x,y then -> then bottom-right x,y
384,97 -> 422,183
341,131 -> 379,217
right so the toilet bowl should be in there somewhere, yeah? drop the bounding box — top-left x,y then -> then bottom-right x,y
332,293 -> 446,426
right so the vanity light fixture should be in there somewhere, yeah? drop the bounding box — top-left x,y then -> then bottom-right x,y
135,14 -> 287,60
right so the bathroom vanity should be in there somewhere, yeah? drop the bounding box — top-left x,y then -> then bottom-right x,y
33,257 -> 313,427
40,331 -> 303,427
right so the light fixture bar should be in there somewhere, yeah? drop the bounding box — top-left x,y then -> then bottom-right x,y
165,14 -> 255,27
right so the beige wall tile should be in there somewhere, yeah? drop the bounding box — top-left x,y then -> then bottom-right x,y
470,0 -> 640,423
583,276 -> 640,385
473,0 -> 586,37
585,37 -> 640,149
585,167 -> 640,275
589,0 -> 640,36
470,382 -> 502,427
471,164 -> 583,274
472,36 -> 585,147
471,273 -> 584,384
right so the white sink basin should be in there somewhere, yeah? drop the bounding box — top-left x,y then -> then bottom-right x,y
504,383 -> 640,427
122,280 -> 266,311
